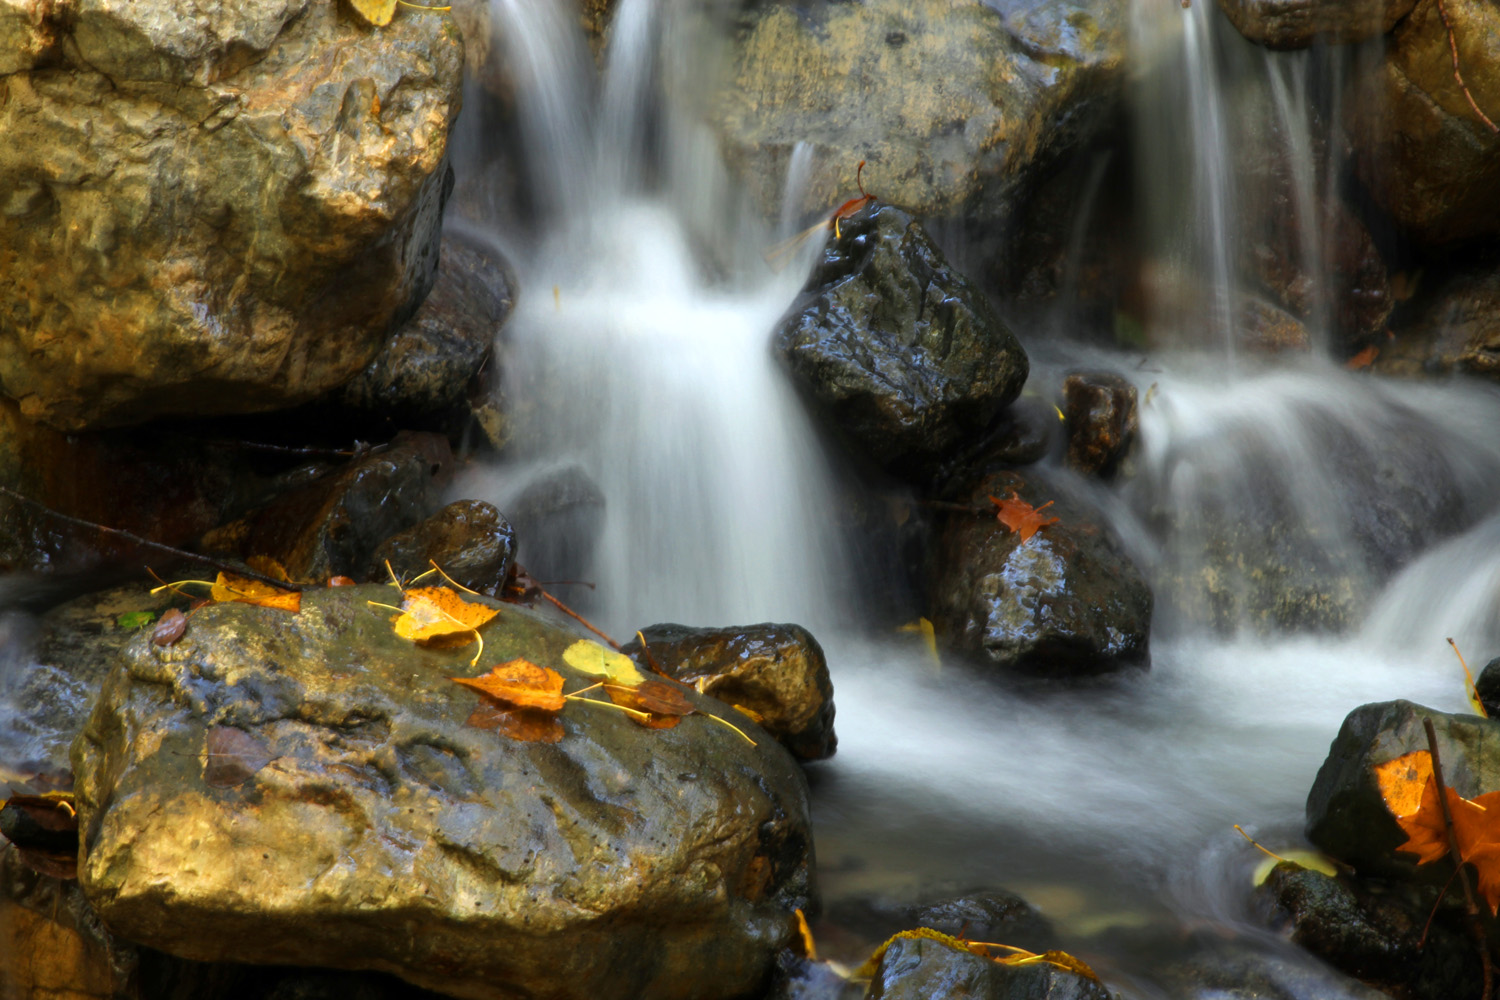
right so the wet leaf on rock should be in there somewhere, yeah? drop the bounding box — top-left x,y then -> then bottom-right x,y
466,701 -> 564,743
451,659 -> 566,712
606,679 -> 694,716
392,586 -> 498,649
563,639 -> 645,686
116,610 -> 156,630
152,608 -> 187,646
211,572 -> 301,612
202,726 -> 276,788
1377,747 -> 1500,912
346,0 -> 396,27
988,491 -> 1060,543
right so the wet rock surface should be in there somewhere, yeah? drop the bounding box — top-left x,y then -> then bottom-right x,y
0,0 -> 465,430
775,204 -> 1029,479
828,888 -> 1057,959
1305,699 -> 1500,876
202,432 -> 454,583
715,0 -> 1126,239
1348,0 -> 1500,246
1062,373 -> 1137,479
369,499 -> 516,596
863,934 -> 1109,1000
928,470 -> 1151,677
625,622 -> 836,762
1216,0 -> 1416,48
72,585 -> 813,1000
1377,259 -> 1500,380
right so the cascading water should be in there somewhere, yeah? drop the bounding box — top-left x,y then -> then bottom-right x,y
462,0 -> 1500,996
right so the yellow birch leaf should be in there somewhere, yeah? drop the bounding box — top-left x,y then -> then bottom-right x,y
346,0 -> 396,27
562,639 -> 645,686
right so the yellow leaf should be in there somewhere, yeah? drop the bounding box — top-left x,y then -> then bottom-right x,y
898,617 -> 940,670
451,659 -> 566,712
563,639 -> 645,686
346,0 -> 396,26
211,572 -> 301,612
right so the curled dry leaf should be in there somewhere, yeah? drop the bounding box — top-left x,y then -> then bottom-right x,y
203,726 -> 276,788
988,492 -> 1060,543
152,608 -> 187,646
211,572 -> 301,612
451,659 -> 566,712
466,701 -> 564,743
563,639 -> 645,686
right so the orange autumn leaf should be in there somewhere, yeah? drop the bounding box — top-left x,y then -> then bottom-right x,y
988,491 -> 1060,543
1376,748 -> 1500,912
393,586 -> 498,647
465,701 -> 564,743
1374,750 -> 1434,819
1345,346 -> 1379,370
451,659 -> 566,712
210,571 -> 301,612
605,679 -> 694,730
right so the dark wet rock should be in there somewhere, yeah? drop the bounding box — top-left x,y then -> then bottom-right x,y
767,951 -> 858,1000
1348,0 -> 1500,246
1258,863 -> 1481,1000
1477,656 -> 1500,718
202,432 -> 453,584
368,500 -> 516,596
1216,0 -> 1417,48
1062,373 -> 1137,479
624,623 -> 836,762
715,0 -> 1126,246
929,470 -> 1151,677
0,844 -> 132,999
829,888 -> 1057,958
1237,296 -> 1312,355
504,465 -> 607,585
0,0 -> 464,431
338,234 -> 515,434
775,204 -> 1029,479
863,933 -> 1109,1000
988,397 -> 1060,468
72,585 -> 812,1000
1161,936 -> 1402,1000
1377,260 -> 1500,381
1306,700 -> 1500,876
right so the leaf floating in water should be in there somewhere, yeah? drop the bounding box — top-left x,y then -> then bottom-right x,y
202,726 -> 276,788
563,639 -> 645,686
451,659 -> 567,712
466,700 -> 564,744
152,608 -> 187,646
987,492 -> 1061,544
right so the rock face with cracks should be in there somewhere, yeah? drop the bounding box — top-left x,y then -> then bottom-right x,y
71,586 -> 814,1000
0,0 -> 465,430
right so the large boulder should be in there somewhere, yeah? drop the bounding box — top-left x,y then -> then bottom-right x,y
928,469 -> 1151,677
0,0 -> 464,430
1348,0 -> 1500,246
774,204 -> 1029,479
713,0 -> 1126,237
624,622 -> 836,762
1305,700 -> 1500,876
72,585 -> 813,1000
1376,258 -> 1500,380
1215,0 -> 1417,48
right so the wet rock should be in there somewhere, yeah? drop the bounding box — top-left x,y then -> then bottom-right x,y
0,845 -> 130,1000
1062,373 -> 1137,479
504,465 -> 607,585
1476,656 -> 1500,718
1216,0 -> 1416,48
1348,0 -> 1500,246
368,500 -> 516,596
0,1 -> 464,430
1237,296 -> 1312,355
338,234 -> 515,433
72,585 -> 813,1000
829,889 -> 1057,958
774,204 -> 1029,479
715,0 -> 1126,241
203,432 -> 454,583
1305,700 -> 1500,876
1258,863 -> 1481,1000
1162,936 -> 1401,1000
863,933 -> 1109,1000
1377,260 -> 1500,381
624,623 -> 836,762
928,470 -> 1151,677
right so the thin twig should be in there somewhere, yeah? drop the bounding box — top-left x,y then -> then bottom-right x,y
1423,716 -> 1493,1000
635,631 -> 668,676
0,484 -> 305,592
539,590 -> 621,650
1435,0 -> 1499,134
199,438 -> 375,459
915,499 -> 992,516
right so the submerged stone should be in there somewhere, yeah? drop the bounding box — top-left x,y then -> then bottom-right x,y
72,586 -> 813,1000
775,203 -> 1029,479
863,934 -> 1109,1000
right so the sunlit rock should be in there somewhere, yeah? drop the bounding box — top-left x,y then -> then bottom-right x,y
624,622 -> 836,762
1216,0 -> 1416,48
0,0 -> 463,430
1348,0 -> 1500,245
774,204 -> 1029,480
928,469 -> 1151,677
72,586 -> 813,1000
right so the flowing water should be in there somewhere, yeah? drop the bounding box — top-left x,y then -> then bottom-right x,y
454,0 -> 1500,995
